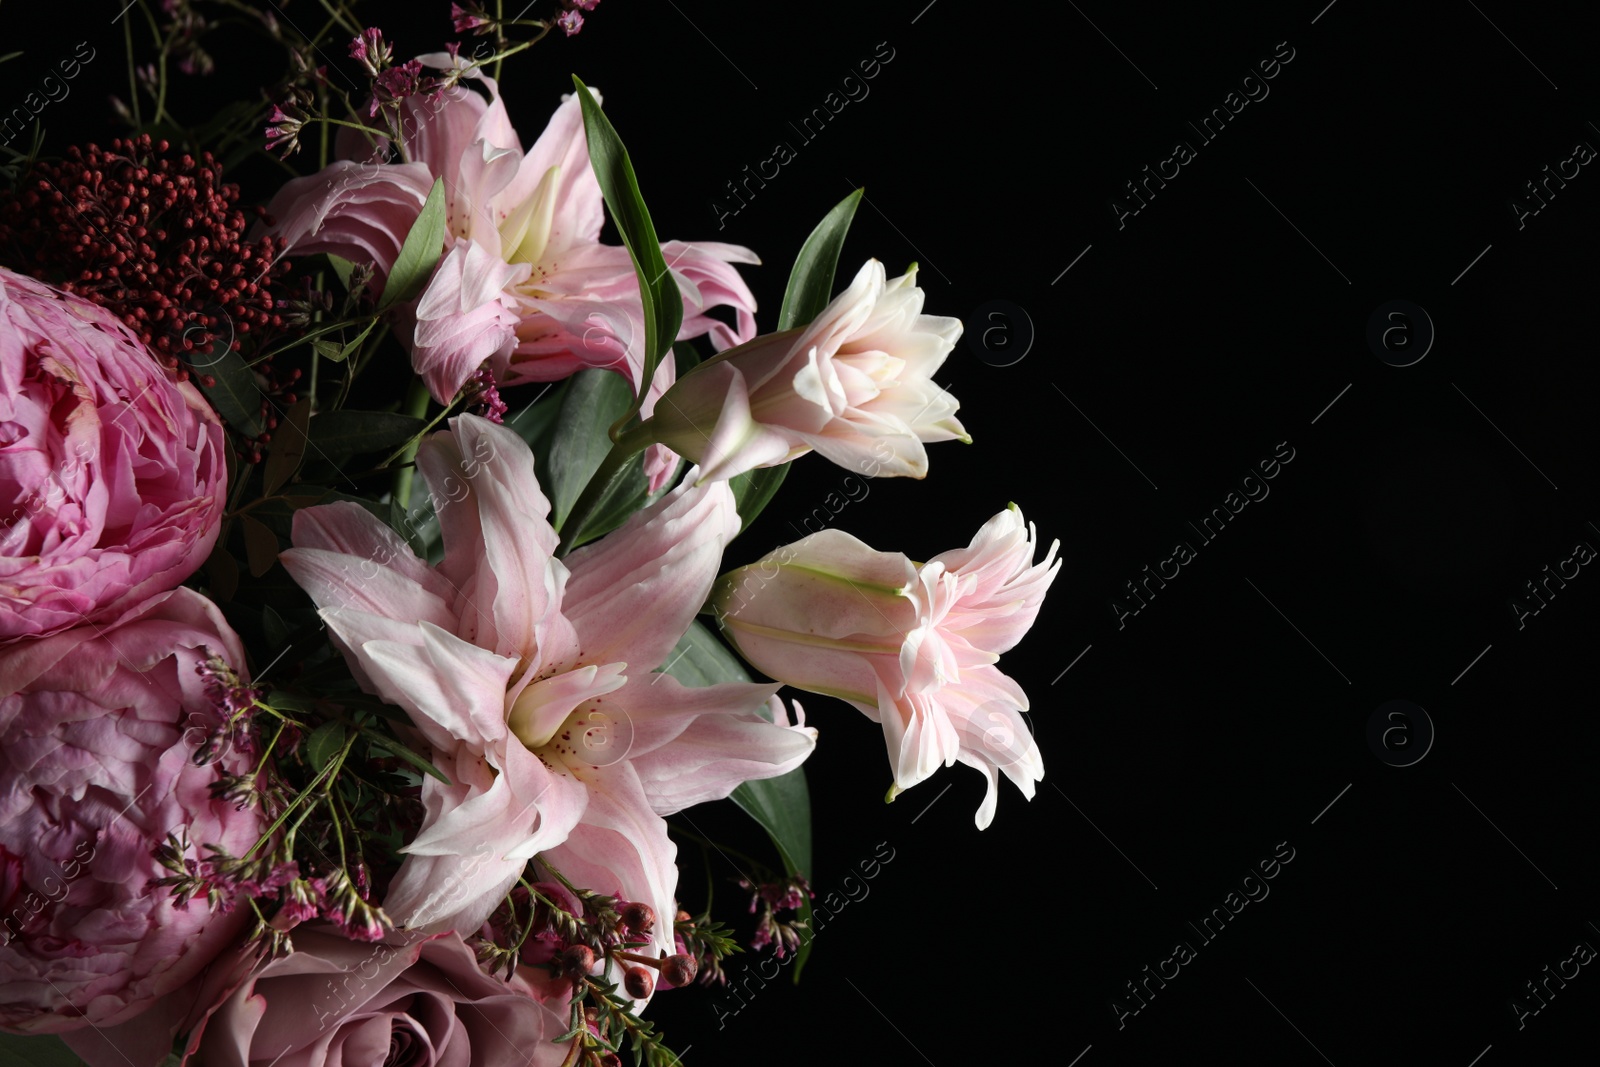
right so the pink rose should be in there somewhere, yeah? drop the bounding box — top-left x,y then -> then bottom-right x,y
189,926 -> 571,1067
0,588 -> 260,1057
0,266 -> 228,643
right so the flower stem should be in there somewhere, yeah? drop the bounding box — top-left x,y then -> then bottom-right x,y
392,379 -> 432,510
555,423 -> 655,556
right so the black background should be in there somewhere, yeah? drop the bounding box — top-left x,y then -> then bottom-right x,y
4,1 -> 1598,1064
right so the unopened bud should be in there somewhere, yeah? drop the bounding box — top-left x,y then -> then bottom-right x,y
559,944 -> 595,980
623,965 -> 655,999
676,909 -> 691,923
662,953 -> 698,987
620,901 -> 656,939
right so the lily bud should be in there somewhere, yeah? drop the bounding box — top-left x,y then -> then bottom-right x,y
711,506 -> 1060,830
644,259 -> 967,485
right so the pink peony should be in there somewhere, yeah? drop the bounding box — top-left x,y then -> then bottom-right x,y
279,415 -> 815,966
188,926 -> 570,1067
262,62 -> 758,409
645,258 -> 968,484
711,505 -> 1059,828
0,267 -> 228,644
0,588 -> 261,1059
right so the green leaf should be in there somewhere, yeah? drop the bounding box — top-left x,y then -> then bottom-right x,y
191,344 -> 264,437
658,620 -> 815,978
727,464 -> 791,533
308,410 -> 428,463
268,690 -> 311,713
545,368 -> 634,528
380,177 -> 447,310
777,188 -> 863,331
714,190 -> 864,534
571,78 -> 682,431
365,731 -> 452,784
0,1033 -> 92,1067
337,319 -> 378,361
563,450 -> 657,550
263,395 -> 313,496
204,536 -> 239,602
305,721 -> 347,772
239,514 -> 279,578
261,604 -> 292,651
327,254 -> 356,291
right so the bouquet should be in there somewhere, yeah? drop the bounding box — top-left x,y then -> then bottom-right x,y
0,4 -> 1058,1064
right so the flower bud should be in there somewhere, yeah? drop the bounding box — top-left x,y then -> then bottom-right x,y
620,901 -> 656,940
661,954 -> 698,988
623,965 -> 655,1000
559,943 -> 596,981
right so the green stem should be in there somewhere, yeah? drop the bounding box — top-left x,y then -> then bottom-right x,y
123,13 -> 141,127
392,379 -> 433,509
555,423 -> 655,556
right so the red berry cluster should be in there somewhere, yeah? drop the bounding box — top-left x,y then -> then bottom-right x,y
0,135 -> 290,382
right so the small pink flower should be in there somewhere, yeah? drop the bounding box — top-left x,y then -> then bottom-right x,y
0,267 -> 228,644
188,926 -> 571,1067
0,588 -> 261,1055
451,3 -> 489,33
712,505 -> 1059,827
645,258 -> 968,484
557,9 -> 584,34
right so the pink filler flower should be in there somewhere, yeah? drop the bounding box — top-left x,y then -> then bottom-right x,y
279,415 -> 815,973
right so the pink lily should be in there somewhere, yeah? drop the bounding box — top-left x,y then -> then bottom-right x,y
279,416 -> 815,964
711,505 -> 1058,828
262,58 -> 757,421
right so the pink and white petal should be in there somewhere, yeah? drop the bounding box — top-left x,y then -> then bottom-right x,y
536,762 -> 678,966
411,240 -> 531,403
561,475 -> 738,670
416,416 -> 574,662
453,139 -> 524,245
383,848 -> 529,934
629,697 -> 816,815
800,423 -> 929,478
605,672 -> 780,760
286,501 -> 459,613
396,77 -> 493,205
504,92 -> 604,255
695,375 -> 802,484
357,622 -> 520,748
639,444 -> 679,495
877,677 -> 961,797
660,240 -> 760,351
259,161 -> 435,285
